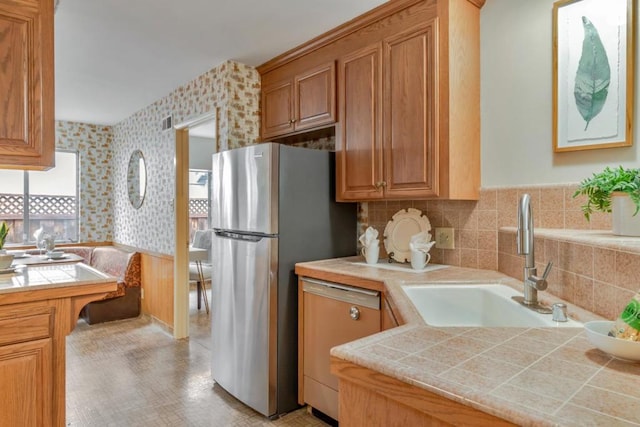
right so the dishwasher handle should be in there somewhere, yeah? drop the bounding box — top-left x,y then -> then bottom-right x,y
301,277 -> 380,310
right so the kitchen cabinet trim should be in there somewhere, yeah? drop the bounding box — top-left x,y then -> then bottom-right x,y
257,0 -> 485,74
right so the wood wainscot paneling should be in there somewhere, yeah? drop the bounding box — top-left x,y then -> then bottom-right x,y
114,243 -> 174,330
140,252 -> 174,329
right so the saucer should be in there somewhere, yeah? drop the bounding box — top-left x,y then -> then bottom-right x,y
47,255 -> 67,260
9,251 -> 27,258
0,267 -> 16,274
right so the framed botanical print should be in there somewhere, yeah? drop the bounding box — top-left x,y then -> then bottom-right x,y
553,0 -> 635,152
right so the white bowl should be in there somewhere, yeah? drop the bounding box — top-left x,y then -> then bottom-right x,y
584,320 -> 640,362
9,250 -> 25,258
47,251 -> 65,259
0,254 -> 14,269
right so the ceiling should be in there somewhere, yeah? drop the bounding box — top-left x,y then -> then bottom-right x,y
54,0 -> 388,126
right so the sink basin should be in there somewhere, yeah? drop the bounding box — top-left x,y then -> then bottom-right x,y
401,283 -> 582,328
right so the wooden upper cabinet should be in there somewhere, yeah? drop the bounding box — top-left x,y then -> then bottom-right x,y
295,62 -> 336,132
259,0 -> 482,200
261,62 -> 336,140
0,0 -> 55,170
337,23 -> 438,202
383,22 -> 438,199
336,0 -> 482,201
337,44 -> 383,200
262,80 -> 295,138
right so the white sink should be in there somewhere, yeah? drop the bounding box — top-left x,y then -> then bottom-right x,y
401,283 -> 582,328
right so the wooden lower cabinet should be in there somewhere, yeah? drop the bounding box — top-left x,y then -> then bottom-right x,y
0,338 -> 53,426
0,281 -> 115,426
331,357 -> 516,427
0,306 -> 53,426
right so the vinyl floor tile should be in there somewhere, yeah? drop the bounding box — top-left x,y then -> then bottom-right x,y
66,291 -> 328,426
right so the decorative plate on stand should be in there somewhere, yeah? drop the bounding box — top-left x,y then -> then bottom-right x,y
383,208 -> 431,263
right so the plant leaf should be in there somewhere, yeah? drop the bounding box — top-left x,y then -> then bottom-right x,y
574,16 -> 611,131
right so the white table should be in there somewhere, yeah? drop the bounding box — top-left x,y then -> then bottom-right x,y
12,253 -> 84,266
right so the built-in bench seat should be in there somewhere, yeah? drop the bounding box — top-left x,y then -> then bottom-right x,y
27,245 -> 141,324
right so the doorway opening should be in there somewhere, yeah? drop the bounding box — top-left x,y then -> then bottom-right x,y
174,112 -> 218,339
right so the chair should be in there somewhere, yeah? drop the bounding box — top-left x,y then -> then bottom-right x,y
189,230 -> 212,314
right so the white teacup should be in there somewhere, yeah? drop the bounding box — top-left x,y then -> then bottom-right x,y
361,244 -> 380,265
410,250 -> 431,270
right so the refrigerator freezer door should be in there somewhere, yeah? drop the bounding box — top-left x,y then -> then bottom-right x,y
211,230 -> 278,417
211,143 -> 278,234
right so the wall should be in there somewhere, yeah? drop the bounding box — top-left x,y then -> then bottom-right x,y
112,60 -> 260,255
481,0 -> 639,186
189,136 -> 216,170
55,121 -> 113,242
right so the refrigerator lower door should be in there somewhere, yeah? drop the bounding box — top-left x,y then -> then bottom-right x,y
211,230 -> 278,417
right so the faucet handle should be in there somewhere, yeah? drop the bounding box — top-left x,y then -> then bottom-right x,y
527,261 -> 553,291
541,261 -> 553,280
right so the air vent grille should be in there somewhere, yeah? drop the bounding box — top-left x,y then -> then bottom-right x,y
162,115 -> 173,131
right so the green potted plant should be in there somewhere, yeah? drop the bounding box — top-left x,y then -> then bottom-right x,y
0,221 -> 9,254
573,166 -> 640,236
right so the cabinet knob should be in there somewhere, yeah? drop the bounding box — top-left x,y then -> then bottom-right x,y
350,306 -> 360,320
290,118 -> 297,124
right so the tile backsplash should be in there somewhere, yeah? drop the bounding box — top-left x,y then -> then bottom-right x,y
359,184 -> 638,319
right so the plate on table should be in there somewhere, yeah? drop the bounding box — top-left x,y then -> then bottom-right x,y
383,208 -> 432,263
0,267 -> 17,275
584,321 -> 640,362
8,251 -> 27,259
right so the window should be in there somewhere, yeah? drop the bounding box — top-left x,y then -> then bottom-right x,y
189,169 -> 210,242
0,151 -> 79,245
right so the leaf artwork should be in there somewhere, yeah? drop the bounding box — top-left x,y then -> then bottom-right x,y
574,16 -> 611,131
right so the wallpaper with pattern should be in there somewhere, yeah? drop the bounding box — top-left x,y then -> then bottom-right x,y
55,121 -> 113,242
112,60 -> 260,255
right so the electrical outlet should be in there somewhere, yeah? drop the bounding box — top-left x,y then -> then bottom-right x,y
141,288 -> 145,299
435,227 -> 455,249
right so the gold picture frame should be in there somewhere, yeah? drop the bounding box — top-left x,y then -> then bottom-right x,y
553,0 -> 635,152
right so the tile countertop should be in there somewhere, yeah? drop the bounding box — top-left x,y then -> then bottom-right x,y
295,257 -> 640,426
0,262 -> 115,296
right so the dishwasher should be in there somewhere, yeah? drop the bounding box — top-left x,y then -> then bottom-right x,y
300,277 -> 380,421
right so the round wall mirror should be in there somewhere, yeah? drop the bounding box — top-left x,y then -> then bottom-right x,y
127,150 -> 147,209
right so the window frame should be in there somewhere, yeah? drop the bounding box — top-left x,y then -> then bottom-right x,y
7,150 -> 80,245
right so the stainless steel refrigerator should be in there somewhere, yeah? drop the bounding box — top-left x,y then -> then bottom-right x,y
210,143 -> 356,418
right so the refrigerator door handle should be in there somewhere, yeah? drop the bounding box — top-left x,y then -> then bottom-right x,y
214,230 -> 267,242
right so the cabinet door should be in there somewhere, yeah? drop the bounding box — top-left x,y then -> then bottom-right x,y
383,22 -> 438,198
0,339 -> 53,426
0,0 -> 54,170
294,62 -> 336,132
262,79 -> 294,139
336,44 -> 384,201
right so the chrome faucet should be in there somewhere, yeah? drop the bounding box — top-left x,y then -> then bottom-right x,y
515,193 -> 553,313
